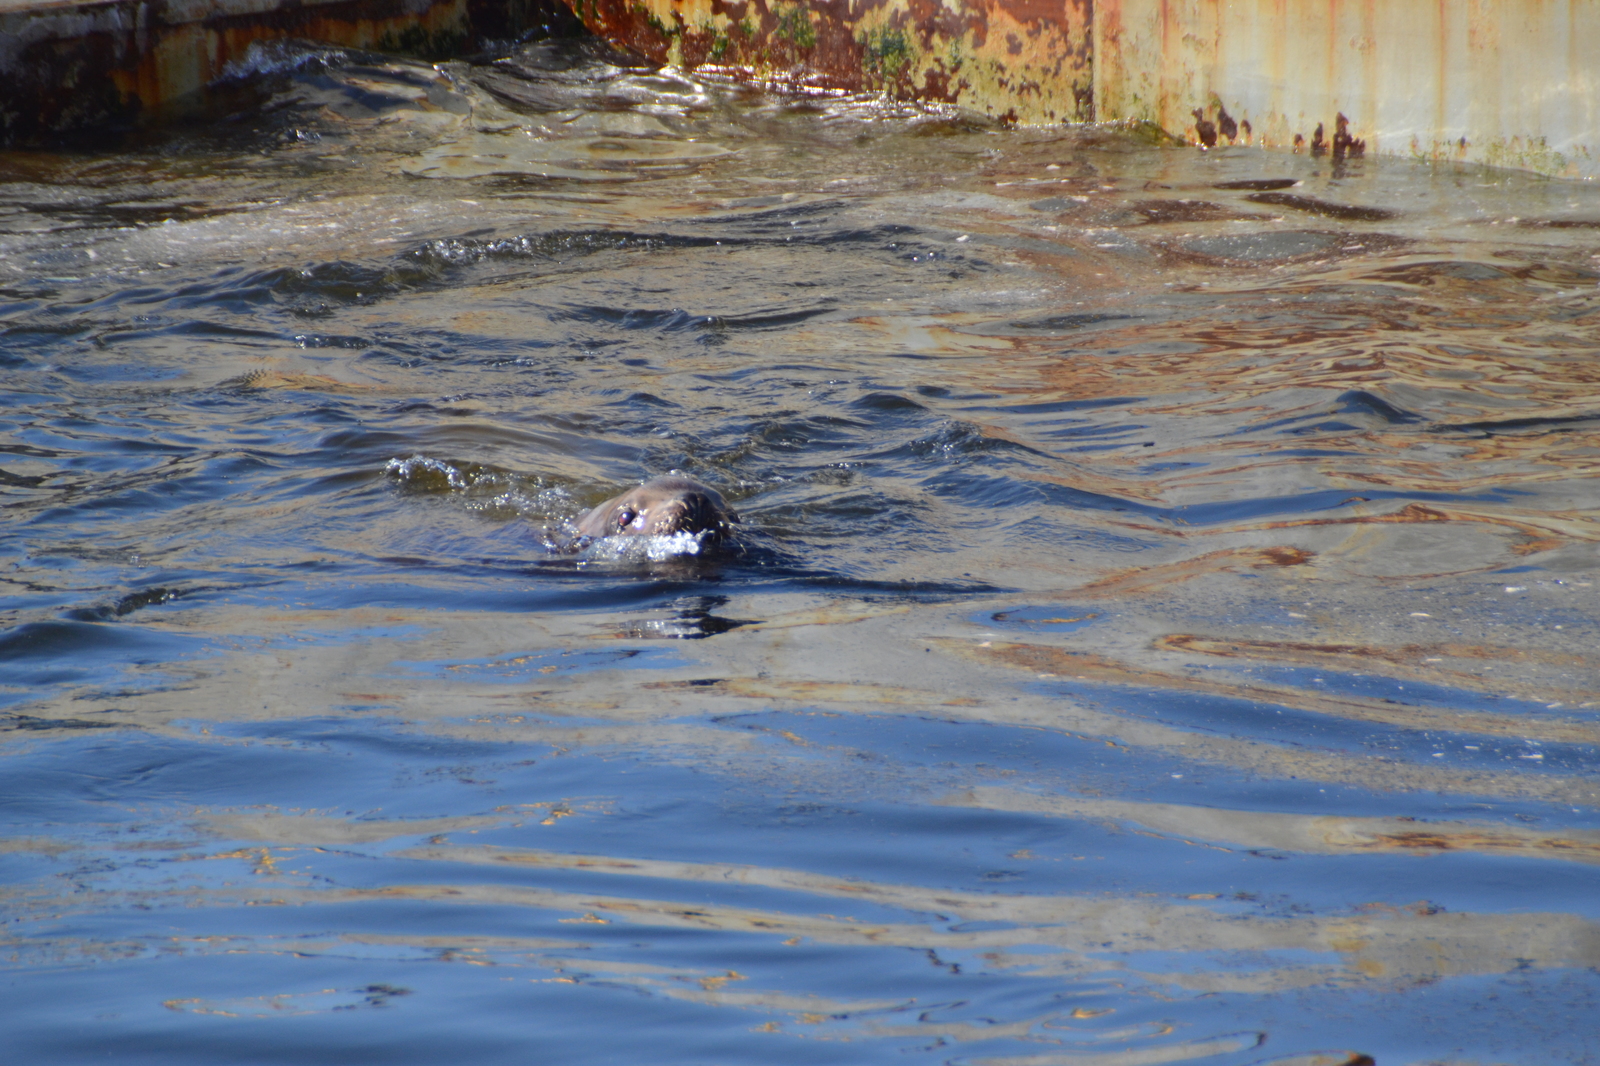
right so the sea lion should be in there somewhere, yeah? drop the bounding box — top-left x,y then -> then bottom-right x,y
574,476 -> 738,541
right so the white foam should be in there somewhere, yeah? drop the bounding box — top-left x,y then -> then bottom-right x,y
578,530 -> 709,562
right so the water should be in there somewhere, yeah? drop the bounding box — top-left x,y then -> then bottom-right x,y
4,36 -> 1600,1065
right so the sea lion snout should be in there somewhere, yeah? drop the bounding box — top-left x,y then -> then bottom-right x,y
575,476 -> 738,541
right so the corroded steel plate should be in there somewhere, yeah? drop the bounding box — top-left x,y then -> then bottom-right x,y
564,0 -> 1094,124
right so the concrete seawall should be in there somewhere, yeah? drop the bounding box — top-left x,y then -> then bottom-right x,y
4,0 -> 1597,179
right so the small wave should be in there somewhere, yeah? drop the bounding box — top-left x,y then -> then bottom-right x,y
408,230 -> 724,269
385,455 -> 473,491
213,39 -> 354,86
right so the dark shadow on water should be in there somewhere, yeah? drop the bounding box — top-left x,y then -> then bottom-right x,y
595,594 -> 763,639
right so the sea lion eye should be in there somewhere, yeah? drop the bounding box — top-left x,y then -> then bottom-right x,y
616,509 -> 636,529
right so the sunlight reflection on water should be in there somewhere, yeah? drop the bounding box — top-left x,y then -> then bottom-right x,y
2,33 -> 1600,1066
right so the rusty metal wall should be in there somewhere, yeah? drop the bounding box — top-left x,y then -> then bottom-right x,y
567,0 -> 1094,124
1096,0 -> 1600,178
561,0 -> 1600,178
6,0 -> 1597,176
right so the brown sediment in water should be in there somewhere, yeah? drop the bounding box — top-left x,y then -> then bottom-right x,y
1051,546 -> 1317,595
932,638 -> 1600,746
942,788 -> 1600,866
1157,633 -> 1593,672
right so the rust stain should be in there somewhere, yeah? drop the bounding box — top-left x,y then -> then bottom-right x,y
1096,0 -> 1600,178
1331,111 -> 1365,160
564,0 -> 1093,124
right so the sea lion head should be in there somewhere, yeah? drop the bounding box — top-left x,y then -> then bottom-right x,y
574,476 -> 738,541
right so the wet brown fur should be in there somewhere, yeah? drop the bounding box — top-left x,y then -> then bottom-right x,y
575,476 -> 738,540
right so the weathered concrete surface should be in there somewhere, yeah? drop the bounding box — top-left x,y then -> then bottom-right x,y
559,0 -> 1600,178
0,0 -> 579,143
